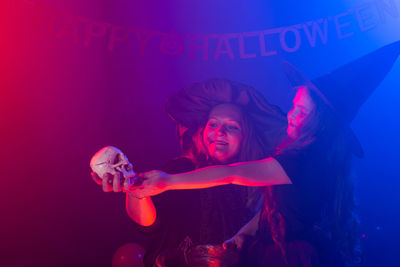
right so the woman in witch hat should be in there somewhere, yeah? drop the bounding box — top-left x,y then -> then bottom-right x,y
92,78 -> 287,266
129,41 -> 400,266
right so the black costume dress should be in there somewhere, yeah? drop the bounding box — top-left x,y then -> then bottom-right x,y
135,157 -> 258,267
244,143 -> 340,267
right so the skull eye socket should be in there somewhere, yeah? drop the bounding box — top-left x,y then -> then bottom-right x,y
124,164 -> 132,172
113,153 -> 123,164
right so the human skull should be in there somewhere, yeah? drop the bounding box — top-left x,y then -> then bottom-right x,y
90,146 -> 135,179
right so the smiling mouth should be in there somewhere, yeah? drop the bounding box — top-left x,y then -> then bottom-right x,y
212,140 -> 228,145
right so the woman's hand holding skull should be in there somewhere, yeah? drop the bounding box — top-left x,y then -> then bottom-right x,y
90,172 -> 126,192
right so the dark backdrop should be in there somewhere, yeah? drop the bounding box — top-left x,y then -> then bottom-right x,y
1,0 -> 399,266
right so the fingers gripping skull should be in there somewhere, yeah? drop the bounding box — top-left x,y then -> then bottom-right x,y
90,146 -> 136,180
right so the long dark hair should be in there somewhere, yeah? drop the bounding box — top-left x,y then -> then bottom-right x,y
271,86 -> 361,265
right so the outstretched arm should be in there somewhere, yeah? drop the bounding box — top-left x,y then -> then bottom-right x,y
126,193 -> 157,227
130,157 -> 291,198
91,172 -> 157,227
171,157 -> 290,189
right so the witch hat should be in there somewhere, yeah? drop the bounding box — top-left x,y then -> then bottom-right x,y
283,41 -> 400,157
165,78 -> 287,156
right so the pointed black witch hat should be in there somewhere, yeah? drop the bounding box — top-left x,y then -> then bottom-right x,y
283,41 -> 400,157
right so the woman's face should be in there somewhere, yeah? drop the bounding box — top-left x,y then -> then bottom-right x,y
287,86 -> 315,139
202,104 -> 244,163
